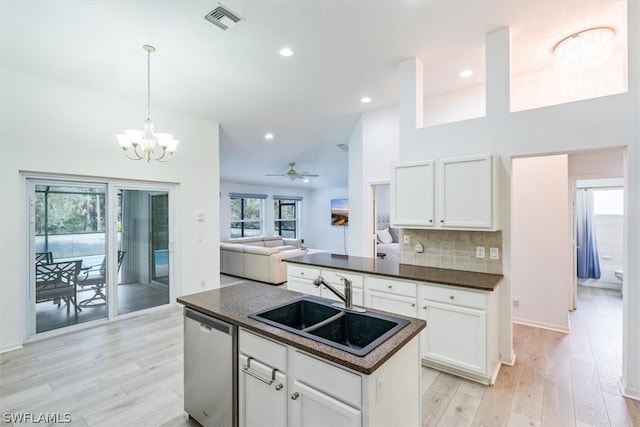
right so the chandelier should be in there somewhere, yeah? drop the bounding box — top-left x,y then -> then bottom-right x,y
116,45 -> 179,162
554,27 -> 614,73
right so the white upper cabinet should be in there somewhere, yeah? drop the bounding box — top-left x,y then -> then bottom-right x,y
391,161 -> 435,227
392,154 -> 498,230
438,154 -> 493,229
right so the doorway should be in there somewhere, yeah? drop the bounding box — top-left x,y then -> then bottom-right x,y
27,177 -> 175,337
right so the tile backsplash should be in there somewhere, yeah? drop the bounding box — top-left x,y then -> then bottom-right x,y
399,229 -> 502,274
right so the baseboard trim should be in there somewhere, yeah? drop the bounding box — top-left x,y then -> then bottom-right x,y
513,318 -> 570,334
0,343 -> 23,354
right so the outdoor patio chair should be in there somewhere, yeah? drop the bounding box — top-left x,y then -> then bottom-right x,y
35,251 -> 53,264
35,260 -> 82,317
77,250 -> 126,306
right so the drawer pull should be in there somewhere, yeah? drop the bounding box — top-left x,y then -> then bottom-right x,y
242,357 -> 278,386
275,383 -> 283,391
411,303 -> 415,307
387,285 -> 392,289
300,272 -> 305,275
291,392 -> 300,400
449,295 -> 455,300
422,305 -> 427,309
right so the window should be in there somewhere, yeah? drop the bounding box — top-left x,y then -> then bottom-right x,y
274,196 -> 302,238
230,193 -> 266,237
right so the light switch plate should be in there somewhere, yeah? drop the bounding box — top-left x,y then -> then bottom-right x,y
475,246 -> 485,258
490,247 -> 500,260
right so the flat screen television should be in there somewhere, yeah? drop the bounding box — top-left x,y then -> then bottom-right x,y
331,198 -> 349,226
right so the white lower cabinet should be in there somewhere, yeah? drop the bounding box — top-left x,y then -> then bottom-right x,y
286,266 -> 502,385
363,276 -> 417,318
239,354 -> 287,427
239,328 -> 421,427
239,330 -> 288,427
418,284 -> 500,385
420,301 -> 486,373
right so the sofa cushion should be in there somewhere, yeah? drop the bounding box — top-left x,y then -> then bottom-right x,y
243,246 -> 279,255
263,238 -> 285,247
273,245 -> 297,251
220,242 -> 244,252
245,241 -> 265,247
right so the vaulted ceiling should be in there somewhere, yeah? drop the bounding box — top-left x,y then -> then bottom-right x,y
0,1 -> 626,189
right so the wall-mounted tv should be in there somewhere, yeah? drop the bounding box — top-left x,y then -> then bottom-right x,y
331,198 -> 349,226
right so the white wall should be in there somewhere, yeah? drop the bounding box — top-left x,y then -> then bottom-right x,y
511,155 -> 571,331
219,181 -> 310,241
305,187 -> 349,254
423,85 -> 486,127
0,67 -> 220,351
349,107 -> 400,257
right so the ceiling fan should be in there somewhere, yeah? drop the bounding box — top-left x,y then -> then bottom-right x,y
266,162 -> 319,181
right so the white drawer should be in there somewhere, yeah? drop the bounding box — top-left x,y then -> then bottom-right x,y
292,350 -> 361,409
366,275 -> 416,297
422,284 -> 487,309
287,265 -> 320,279
321,269 -> 363,288
239,329 -> 287,372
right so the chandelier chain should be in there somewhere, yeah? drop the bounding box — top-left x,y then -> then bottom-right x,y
147,47 -> 151,120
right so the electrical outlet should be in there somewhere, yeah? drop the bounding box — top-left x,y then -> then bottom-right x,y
490,247 -> 500,260
475,246 -> 485,258
403,234 -> 410,244
513,297 -> 520,307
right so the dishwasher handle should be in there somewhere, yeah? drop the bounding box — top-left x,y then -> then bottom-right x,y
185,308 -> 233,335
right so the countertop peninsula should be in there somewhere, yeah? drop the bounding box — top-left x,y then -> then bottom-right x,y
285,252 -> 503,291
177,282 -> 425,374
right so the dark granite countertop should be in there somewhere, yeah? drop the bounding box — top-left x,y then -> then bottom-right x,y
177,282 -> 425,375
285,253 -> 503,291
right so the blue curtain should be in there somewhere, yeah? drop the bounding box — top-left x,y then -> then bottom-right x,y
576,189 -> 601,279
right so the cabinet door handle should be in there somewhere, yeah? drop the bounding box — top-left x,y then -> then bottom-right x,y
411,303 -> 416,307
440,220 -> 445,223
275,383 -> 283,391
291,392 -> 300,400
429,219 -> 433,223
422,305 -> 427,309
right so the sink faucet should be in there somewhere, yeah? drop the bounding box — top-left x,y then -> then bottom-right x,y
313,275 -> 353,310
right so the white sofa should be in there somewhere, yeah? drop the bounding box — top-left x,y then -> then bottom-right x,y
220,236 -> 307,285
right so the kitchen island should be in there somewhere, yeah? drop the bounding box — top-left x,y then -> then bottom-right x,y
284,252 -> 506,385
178,282 -> 425,426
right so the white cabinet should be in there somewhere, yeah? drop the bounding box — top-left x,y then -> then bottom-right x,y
363,276 -> 417,318
239,330 -> 288,427
289,351 -> 362,427
239,328 -> 421,427
391,161 -> 435,227
439,154 -> 493,229
418,284 -> 500,385
391,154 -> 497,230
239,354 -> 287,427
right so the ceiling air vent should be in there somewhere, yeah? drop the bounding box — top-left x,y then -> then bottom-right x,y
205,4 -> 243,31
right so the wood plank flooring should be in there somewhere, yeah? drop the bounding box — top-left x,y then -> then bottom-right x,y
1,284 -> 638,426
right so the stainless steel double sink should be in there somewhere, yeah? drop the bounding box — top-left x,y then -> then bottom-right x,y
248,296 -> 410,356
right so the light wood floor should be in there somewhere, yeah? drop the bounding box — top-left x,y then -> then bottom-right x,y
1,285 -> 638,426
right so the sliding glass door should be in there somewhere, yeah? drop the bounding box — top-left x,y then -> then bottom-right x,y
117,189 -> 170,315
27,177 -> 174,337
29,180 -> 108,334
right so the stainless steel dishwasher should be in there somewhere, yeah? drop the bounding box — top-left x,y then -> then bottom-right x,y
184,307 -> 237,427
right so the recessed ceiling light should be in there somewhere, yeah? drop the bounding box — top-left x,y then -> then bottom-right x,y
279,47 -> 294,57
459,69 -> 473,78
264,133 -> 274,140
361,96 -> 372,103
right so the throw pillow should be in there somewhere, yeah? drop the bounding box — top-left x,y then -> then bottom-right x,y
377,228 -> 393,244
